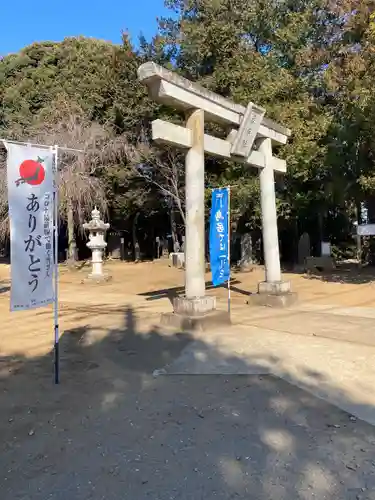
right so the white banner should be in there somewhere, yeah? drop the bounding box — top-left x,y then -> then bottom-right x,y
6,143 -> 55,311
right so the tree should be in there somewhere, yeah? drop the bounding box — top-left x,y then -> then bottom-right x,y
0,147 -> 9,244
0,36 -> 165,260
4,3 -> 375,263
29,99 -> 114,262
0,37 -> 121,135
154,0 -> 375,260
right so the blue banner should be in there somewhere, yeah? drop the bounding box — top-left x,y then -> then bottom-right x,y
209,188 -> 230,286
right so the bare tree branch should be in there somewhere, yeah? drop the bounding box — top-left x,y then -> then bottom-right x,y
0,149 -> 9,243
129,135 -> 186,225
29,98 -> 112,228
0,98 -> 133,245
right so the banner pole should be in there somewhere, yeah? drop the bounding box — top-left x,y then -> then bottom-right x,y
227,185 -> 231,315
53,145 -> 60,384
0,138 -> 83,153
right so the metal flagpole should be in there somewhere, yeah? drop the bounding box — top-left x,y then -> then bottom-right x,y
0,138 -> 83,154
53,145 -> 60,384
227,186 -> 231,315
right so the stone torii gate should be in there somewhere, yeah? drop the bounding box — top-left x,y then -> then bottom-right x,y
138,62 -> 295,328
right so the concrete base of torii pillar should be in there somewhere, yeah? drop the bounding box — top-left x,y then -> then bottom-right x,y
248,138 -> 297,308
161,296 -> 231,331
160,109 -> 231,331
248,281 -> 298,308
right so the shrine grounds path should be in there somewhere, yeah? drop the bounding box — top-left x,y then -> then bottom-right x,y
1,260 -> 375,499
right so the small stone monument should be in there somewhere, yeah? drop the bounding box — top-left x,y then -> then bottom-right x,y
240,233 -> 254,270
170,252 -> 185,269
321,241 -> 331,256
83,207 -> 111,282
298,232 -> 311,266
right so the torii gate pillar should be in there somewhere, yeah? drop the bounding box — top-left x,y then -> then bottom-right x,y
248,137 -> 296,307
259,137 -> 282,284
167,107 -> 224,329
184,109 -> 206,299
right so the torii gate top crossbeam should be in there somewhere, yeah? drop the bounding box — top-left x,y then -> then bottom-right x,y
138,62 -> 291,145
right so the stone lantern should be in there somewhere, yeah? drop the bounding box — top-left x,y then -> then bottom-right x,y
83,207 -> 110,281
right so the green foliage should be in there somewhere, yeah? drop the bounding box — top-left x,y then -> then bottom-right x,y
0,36 -> 160,229
2,1 -> 375,260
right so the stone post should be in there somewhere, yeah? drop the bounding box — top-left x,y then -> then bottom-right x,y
185,109 -> 206,298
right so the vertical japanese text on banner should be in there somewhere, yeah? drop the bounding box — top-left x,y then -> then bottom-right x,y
6,143 -> 55,311
209,188 -> 230,287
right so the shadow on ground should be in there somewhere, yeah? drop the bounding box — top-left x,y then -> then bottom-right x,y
138,278 -> 250,303
0,280 -> 11,294
1,307 -> 375,499
289,262 -> 375,285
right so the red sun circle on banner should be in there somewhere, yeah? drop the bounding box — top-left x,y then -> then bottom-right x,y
19,158 -> 46,186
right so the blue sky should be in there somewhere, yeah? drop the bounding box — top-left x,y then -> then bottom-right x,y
0,0 -> 171,56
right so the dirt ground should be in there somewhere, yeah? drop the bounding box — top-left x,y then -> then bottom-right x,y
1,259 -> 375,360
1,259 -> 375,499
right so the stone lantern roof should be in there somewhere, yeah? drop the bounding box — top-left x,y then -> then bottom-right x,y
83,207 -> 109,233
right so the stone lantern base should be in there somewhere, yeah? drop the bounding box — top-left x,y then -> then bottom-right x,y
82,272 -> 112,285
87,272 -> 112,283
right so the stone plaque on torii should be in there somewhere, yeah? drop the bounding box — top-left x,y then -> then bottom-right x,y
138,62 -> 296,328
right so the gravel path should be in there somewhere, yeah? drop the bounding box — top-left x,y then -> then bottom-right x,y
1,346 -> 375,499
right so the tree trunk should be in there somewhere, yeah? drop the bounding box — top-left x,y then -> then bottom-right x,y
318,211 -> 324,256
294,218 -> 299,264
175,196 -> 186,227
355,203 -> 362,265
133,212 -> 140,262
67,201 -> 77,263
150,224 -> 155,260
170,208 -> 179,252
